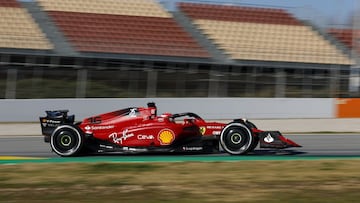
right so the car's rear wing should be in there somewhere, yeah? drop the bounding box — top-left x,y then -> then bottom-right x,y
39,110 -> 75,140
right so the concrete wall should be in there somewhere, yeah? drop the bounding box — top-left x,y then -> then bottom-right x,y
1,98 -> 335,122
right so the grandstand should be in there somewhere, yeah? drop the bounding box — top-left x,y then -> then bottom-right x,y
0,0 -> 357,98
37,0 -> 210,58
327,28 -> 360,56
0,0 -> 52,50
178,2 -> 352,65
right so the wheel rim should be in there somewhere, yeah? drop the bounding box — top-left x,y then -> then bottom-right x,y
230,133 -> 242,144
54,131 -> 78,154
60,134 -> 72,147
224,129 -> 248,151
220,123 -> 253,155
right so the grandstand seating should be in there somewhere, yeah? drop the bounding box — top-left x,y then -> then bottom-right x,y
178,2 -> 352,65
39,0 -> 171,18
328,28 -> 360,55
0,0 -> 52,50
38,0 -> 210,58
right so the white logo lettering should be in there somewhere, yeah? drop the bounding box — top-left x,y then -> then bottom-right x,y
85,125 -> 114,131
212,131 -> 221,135
264,133 -> 274,143
137,135 -> 154,140
109,129 -> 134,144
49,120 -> 61,124
207,126 -> 222,129
183,147 -> 203,151
42,119 -> 61,128
129,108 -> 137,117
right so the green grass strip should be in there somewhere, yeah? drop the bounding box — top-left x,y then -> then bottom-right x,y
1,155 -> 360,164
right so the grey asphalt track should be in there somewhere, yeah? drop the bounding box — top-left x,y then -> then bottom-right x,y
1,134 -> 360,157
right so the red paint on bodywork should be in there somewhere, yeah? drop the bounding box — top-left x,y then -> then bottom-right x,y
78,106 -> 223,147
76,104 -> 300,148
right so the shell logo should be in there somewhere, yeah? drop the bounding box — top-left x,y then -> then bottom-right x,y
158,129 -> 175,145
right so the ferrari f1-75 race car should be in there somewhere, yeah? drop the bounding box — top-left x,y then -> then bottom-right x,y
40,102 -> 301,157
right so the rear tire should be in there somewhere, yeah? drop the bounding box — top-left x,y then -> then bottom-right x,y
50,125 -> 83,157
220,123 -> 254,155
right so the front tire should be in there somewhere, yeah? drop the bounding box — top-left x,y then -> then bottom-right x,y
245,121 -> 259,151
50,125 -> 83,157
220,123 -> 254,155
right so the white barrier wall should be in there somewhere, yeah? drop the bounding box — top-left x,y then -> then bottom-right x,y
0,98 -> 335,122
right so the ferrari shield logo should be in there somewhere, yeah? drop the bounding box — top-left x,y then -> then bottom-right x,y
199,126 -> 206,135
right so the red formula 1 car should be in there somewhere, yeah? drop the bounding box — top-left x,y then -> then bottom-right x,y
40,102 -> 301,157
